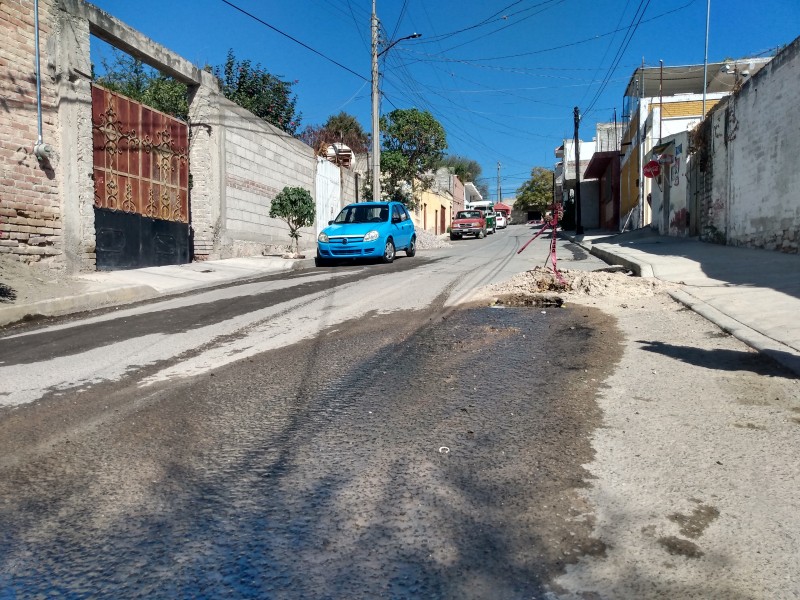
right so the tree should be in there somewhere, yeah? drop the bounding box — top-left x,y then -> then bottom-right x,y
324,112 -> 369,153
269,186 -> 315,254
215,50 -> 302,135
378,108 -> 447,206
298,112 -> 369,155
516,167 -> 554,212
436,155 -> 482,184
93,50 -> 189,121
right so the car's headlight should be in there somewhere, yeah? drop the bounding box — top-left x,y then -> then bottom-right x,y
363,230 -> 379,242
318,232 -> 329,243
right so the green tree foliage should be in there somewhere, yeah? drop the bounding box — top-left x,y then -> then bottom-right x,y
436,154 -> 482,183
215,50 -> 301,135
377,108 -> 447,205
269,186 -> 315,253
299,112 -> 369,154
324,112 -> 369,152
516,167 -> 554,212
93,50 -> 188,121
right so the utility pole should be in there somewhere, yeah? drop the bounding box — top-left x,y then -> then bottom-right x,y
371,0 -> 381,201
573,106 -> 584,235
496,162 -> 501,202
702,0 -> 711,118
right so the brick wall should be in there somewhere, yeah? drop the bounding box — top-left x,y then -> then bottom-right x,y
0,0 -> 63,264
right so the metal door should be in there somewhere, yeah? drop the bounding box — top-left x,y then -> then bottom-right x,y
92,85 -> 190,270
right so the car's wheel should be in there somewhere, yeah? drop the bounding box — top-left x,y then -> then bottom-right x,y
315,255 -> 330,267
382,238 -> 396,263
450,232 -> 459,240
476,228 -> 485,239
406,235 -> 417,257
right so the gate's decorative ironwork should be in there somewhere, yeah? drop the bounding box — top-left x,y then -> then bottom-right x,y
92,85 -> 189,223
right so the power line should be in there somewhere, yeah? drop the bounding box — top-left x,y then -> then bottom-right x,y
404,0 -> 696,65
219,0 -> 368,83
583,0 -> 653,118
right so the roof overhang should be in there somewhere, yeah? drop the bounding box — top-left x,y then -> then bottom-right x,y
623,58 -> 772,99
584,151 -> 619,179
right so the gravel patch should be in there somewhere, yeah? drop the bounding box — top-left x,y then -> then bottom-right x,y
415,229 -> 452,250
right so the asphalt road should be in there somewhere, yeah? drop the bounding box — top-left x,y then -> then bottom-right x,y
0,227 -> 616,599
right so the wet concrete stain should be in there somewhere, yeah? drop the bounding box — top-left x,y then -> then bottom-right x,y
667,504 -> 720,539
562,243 -> 589,261
0,301 -> 623,598
657,536 -> 704,559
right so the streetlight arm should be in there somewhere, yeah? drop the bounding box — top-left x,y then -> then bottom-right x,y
378,33 -> 421,57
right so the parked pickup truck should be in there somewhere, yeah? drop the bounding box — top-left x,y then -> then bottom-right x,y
466,201 -> 496,234
450,210 -> 487,240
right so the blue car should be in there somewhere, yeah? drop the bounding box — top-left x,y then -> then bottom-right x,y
316,201 -> 416,266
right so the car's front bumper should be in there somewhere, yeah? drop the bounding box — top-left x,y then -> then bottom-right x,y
317,239 -> 381,259
451,225 -> 483,235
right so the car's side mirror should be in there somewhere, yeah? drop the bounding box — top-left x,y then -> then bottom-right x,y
328,220 -> 334,225
392,216 -> 401,224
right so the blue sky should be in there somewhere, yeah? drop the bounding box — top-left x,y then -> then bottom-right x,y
89,0 -> 799,200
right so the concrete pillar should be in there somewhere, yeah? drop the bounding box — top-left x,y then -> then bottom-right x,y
53,5 -> 95,272
188,71 -> 224,260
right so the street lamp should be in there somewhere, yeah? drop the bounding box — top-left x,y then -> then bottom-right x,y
371,1 -> 420,201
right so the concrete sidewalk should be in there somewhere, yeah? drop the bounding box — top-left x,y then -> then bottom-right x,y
0,256 -> 313,328
563,228 -> 800,376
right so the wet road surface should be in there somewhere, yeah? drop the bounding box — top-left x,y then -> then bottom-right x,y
0,230 -> 621,598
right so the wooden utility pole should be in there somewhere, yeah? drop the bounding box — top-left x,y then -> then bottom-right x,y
496,162 -> 502,202
573,106 -> 584,235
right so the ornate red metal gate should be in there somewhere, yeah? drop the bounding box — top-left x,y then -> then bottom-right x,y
91,85 -> 190,269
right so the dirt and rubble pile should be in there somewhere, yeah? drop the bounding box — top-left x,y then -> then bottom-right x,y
473,266 -> 667,306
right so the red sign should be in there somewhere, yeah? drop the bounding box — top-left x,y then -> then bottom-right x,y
643,160 -> 661,178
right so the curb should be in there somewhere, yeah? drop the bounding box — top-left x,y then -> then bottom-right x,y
0,258 -> 318,329
669,289 -> 800,377
0,285 -> 157,328
589,245 -> 655,278
558,232 -> 654,278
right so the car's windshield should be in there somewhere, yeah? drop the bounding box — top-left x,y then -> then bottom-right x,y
334,204 -> 389,224
456,211 -> 481,219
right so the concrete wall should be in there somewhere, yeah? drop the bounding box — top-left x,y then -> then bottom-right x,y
452,176 -> 465,215
724,38 -> 799,252
694,37 -> 800,252
1,0 -> 345,268
219,98 -> 315,256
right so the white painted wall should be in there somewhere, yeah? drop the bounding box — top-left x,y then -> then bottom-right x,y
726,41 -> 800,252
649,131 -> 691,236
698,38 -> 800,252
315,158 -> 341,235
